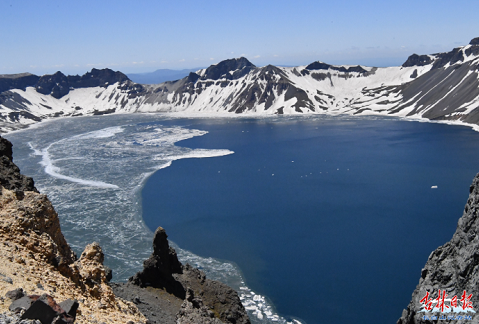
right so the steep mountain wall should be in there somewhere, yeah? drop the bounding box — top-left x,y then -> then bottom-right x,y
2,38 -> 479,133
398,174 -> 479,323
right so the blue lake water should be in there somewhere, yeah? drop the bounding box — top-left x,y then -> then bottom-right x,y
141,117 -> 479,324
5,114 -> 479,324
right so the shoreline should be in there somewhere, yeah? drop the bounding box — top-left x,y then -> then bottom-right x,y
4,108 -> 479,137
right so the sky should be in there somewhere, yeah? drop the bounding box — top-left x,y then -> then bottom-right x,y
1,0 -> 478,76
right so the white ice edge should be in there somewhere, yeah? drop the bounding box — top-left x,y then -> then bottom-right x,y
29,142 -> 120,189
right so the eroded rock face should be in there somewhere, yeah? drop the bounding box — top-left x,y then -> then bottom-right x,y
130,226 -> 251,324
0,136 -> 12,160
0,187 -> 76,276
35,69 -> 132,99
0,135 -> 37,193
129,227 -> 185,297
0,135 -> 146,323
398,173 -> 479,324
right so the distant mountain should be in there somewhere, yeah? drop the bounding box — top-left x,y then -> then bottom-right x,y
2,37 -> 479,132
127,68 -> 203,84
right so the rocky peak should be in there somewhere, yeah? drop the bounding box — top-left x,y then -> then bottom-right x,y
33,68 -> 131,99
470,37 -> 479,46
35,71 -> 70,99
402,54 -> 433,67
68,68 -> 130,88
129,227 -> 251,324
432,47 -> 465,69
129,226 -> 183,294
202,57 -> 256,81
305,61 -> 333,71
186,72 -> 200,83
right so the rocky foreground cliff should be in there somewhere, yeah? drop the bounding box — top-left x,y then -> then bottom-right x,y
0,135 -> 249,323
398,174 -> 479,323
0,134 -> 146,323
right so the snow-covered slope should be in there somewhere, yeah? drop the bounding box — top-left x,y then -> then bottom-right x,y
2,38 -> 479,132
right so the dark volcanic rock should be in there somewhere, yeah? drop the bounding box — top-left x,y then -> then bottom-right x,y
432,47 -> 465,69
176,288 -> 223,324
177,264 -> 251,324
186,72 -> 200,83
130,226 -> 250,324
305,61 -> 368,73
202,57 -> 256,81
398,173 -> 479,324
21,299 -> 59,324
10,293 -> 76,324
402,54 -> 433,67
0,135 -> 13,160
0,73 -> 40,94
35,71 -> 70,99
305,61 -> 332,71
33,68 -> 132,99
67,68 -> 129,88
111,282 -> 182,324
0,136 -> 37,192
470,37 -> 479,46
465,45 -> 479,57
129,227 -> 185,297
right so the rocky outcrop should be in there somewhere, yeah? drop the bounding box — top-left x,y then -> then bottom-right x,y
8,291 -> 78,324
130,227 -> 183,292
129,227 -> 251,324
35,68 -> 135,99
402,54 -> 433,67
200,57 -> 256,81
176,288 -> 223,324
398,173 -> 479,324
0,135 -> 146,323
0,73 -> 40,94
0,136 -> 36,193
305,61 -> 368,74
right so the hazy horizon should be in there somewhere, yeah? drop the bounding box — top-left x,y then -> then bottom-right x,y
2,0 -> 478,76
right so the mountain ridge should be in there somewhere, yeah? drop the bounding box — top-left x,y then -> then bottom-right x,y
1,38 -> 479,132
